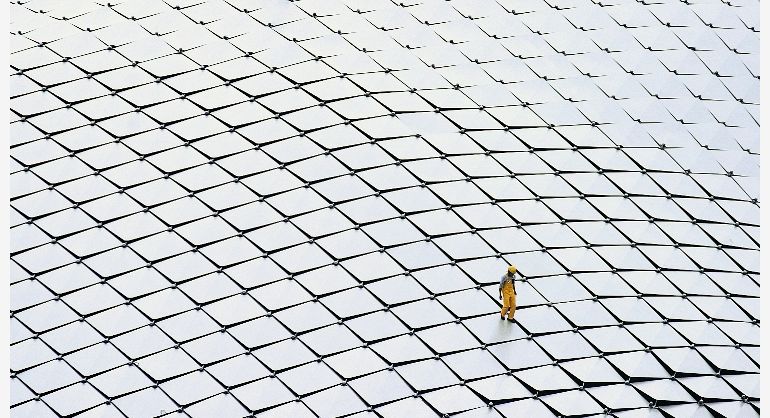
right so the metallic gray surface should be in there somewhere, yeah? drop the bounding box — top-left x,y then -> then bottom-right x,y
10,0 -> 759,417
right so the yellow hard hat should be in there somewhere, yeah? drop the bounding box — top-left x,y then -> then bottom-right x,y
507,265 -> 517,274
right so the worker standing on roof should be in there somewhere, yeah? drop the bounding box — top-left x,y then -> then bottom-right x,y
499,265 -> 517,322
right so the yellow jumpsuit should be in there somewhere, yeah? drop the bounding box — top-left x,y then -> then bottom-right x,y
500,278 -> 516,320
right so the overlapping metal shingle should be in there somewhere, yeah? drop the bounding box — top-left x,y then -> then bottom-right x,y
10,0 -> 759,417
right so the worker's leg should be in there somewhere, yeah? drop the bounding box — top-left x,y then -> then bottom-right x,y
507,293 -> 517,320
500,299 -> 509,319
501,288 -> 512,319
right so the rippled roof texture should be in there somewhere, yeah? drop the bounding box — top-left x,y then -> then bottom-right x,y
9,0 -> 760,417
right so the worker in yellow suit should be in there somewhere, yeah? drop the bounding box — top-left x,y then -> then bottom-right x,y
499,265 -> 517,322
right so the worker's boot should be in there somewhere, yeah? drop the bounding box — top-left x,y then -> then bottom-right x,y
500,315 -> 505,320
508,317 -> 515,323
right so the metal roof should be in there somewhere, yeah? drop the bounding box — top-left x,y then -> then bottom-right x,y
10,0 -> 759,417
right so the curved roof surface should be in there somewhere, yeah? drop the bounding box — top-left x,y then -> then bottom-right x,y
9,0 -> 759,417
